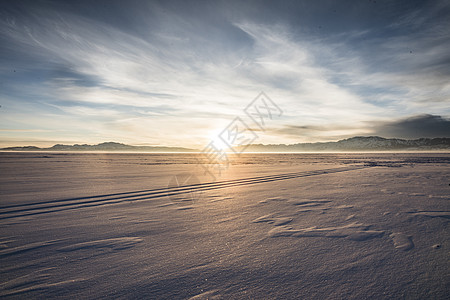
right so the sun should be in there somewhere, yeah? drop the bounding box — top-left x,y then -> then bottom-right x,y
207,134 -> 230,152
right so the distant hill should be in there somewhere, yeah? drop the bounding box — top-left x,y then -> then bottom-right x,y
239,136 -> 450,152
2,137 -> 450,152
1,142 -> 197,152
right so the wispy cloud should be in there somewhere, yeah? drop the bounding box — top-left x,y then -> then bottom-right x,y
0,1 -> 449,147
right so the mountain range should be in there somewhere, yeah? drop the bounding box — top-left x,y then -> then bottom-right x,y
238,136 -> 450,152
1,137 -> 450,152
0,142 -> 196,152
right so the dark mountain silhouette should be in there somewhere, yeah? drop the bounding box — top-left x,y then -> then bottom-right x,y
1,142 -> 197,152
239,136 -> 450,152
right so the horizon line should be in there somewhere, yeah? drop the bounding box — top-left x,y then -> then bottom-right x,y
2,135 -> 450,149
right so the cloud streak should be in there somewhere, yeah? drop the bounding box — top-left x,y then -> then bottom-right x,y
0,0 -> 449,147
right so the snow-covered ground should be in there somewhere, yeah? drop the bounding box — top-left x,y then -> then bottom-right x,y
0,152 -> 449,299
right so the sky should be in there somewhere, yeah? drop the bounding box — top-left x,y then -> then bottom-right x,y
0,0 -> 449,148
